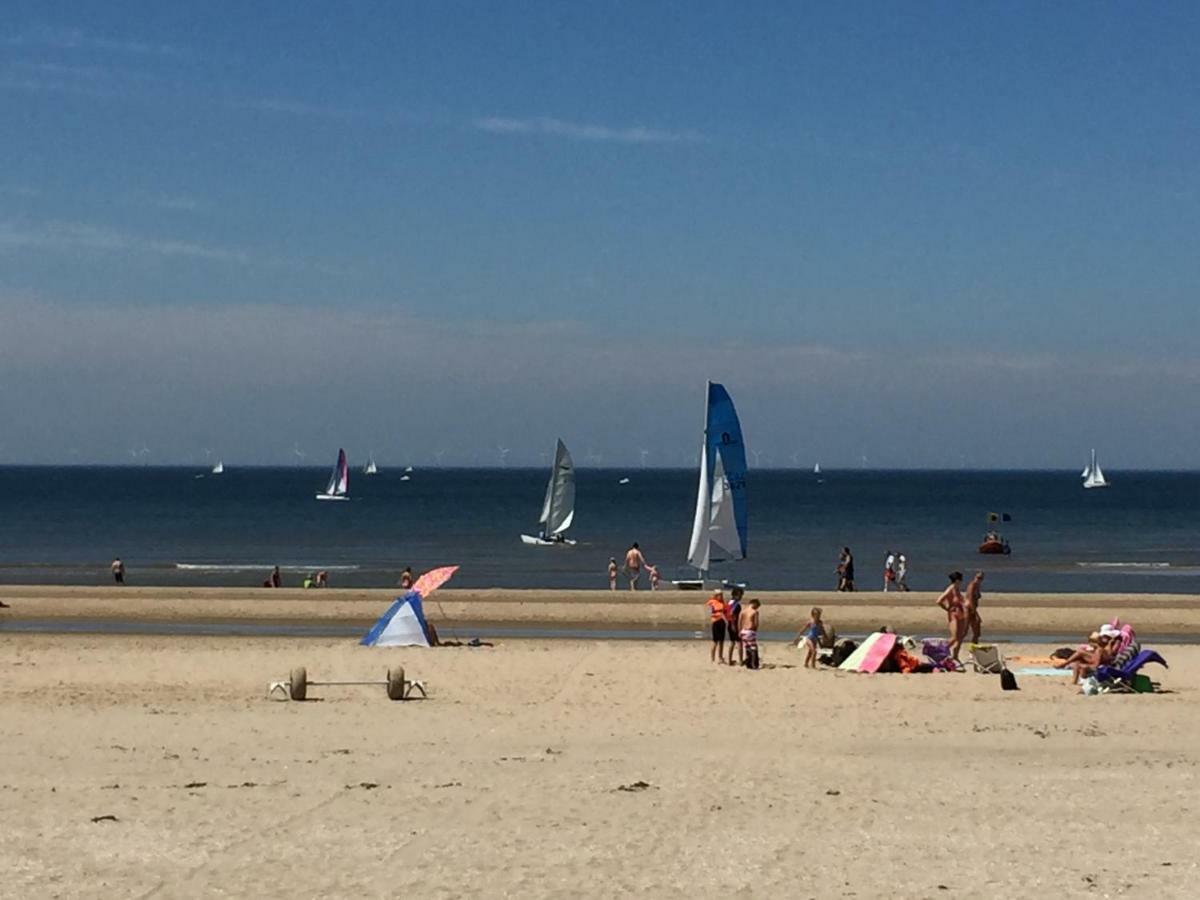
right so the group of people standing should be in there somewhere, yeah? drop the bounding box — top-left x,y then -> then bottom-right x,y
608,543 -> 659,590
705,587 -> 761,669
835,547 -> 911,592
936,570 -> 985,660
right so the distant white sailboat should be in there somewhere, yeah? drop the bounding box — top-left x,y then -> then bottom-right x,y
404,466 -> 414,473
673,382 -> 748,589
521,439 -> 576,546
618,477 -> 631,485
1083,449 -> 1109,489
363,453 -> 378,476
211,460 -> 224,475
316,448 -> 350,501
813,462 -> 821,475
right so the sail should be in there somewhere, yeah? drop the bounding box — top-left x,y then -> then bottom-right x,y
1083,449 -> 1108,488
325,448 -> 349,496
364,453 -> 377,475
685,382 -> 748,572
814,463 -> 821,475
212,460 -> 223,474
538,439 -> 575,535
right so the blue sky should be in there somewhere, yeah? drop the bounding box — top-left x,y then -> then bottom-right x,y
2,2 -> 1198,467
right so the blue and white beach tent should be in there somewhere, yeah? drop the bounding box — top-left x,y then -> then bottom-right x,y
359,565 -> 459,648
360,591 -> 432,647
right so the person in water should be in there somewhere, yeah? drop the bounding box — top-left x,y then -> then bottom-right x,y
398,567 -> 414,590
964,571 -> 984,643
837,547 -> 855,592
706,590 -> 728,664
111,557 -> 125,585
607,558 -> 618,591
936,571 -> 967,660
647,564 -> 661,591
738,599 -> 761,670
624,542 -> 646,590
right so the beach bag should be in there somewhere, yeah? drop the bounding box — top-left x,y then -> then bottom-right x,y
1000,668 -> 1019,691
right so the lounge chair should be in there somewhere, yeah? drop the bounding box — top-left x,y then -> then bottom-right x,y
969,643 -> 1004,674
1095,648 -> 1168,693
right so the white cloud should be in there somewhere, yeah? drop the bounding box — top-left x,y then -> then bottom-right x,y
6,26 -> 186,58
0,220 -> 249,264
474,116 -> 706,145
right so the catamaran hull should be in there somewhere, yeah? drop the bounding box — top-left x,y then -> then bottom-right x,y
315,493 -> 349,501
520,534 -> 576,546
672,578 -> 747,591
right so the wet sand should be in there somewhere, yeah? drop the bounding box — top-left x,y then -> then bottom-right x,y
0,633 -> 1194,898
4,585 -> 1200,637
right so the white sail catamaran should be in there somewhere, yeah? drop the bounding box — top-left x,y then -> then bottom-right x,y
316,448 -> 350,501
521,439 -> 576,546
673,381 -> 748,590
1082,448 -> 1109,489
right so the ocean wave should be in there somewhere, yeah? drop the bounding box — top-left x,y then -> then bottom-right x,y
175,563 -> 361,572
1074,562 -> 1171,569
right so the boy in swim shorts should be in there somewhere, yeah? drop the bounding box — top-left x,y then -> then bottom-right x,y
738,599 -> 761,670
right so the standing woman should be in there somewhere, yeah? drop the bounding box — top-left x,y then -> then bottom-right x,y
964,571 -> 984,644
936,571 -> 967,660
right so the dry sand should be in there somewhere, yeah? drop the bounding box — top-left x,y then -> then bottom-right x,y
6,585 -> 1200,636
1,628 -> 1198,898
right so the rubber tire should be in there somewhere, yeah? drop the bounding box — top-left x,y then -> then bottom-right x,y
289,666 -> 307,701
386,667 -> 406,701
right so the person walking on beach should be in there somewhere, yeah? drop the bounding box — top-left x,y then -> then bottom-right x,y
896,554 -> 909,591
837,547 -> 855,592
111,557 -> 125,584
738,599 -> 761,670
648,564 -> 661,591
398,567 -> 414,590
263,565 -> 281,588
883,551 -> 896,592
706,590 -> 728,664
624,542 -> 646,590
607,558 -> 618,591
965,571 -> 984,644
936,571 -> 967,660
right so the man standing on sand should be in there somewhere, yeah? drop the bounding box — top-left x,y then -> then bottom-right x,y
111,557 -> 125,584
624,542 -> 646,590
896,554 -> 909,591
726,586 -> 744,666
884,551 -> 896,592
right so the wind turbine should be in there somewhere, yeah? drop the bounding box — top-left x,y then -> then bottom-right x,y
291,443 -> 306,466
639,448 -> 650,468
497,446 -> 511,468
433,449 -> 446,466
750,449 -> 763,468
585,448 -> 603,466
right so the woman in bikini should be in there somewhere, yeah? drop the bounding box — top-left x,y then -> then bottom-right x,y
935,571 -> 967,660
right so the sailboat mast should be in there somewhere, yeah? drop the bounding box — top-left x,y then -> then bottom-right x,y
698,380 -> 711,580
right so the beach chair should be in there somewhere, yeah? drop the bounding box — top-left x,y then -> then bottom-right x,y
969,643 -> 1004,674
1095,648 -> 1168,693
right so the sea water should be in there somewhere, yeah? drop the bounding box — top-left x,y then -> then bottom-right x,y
0,466 -> 1196,593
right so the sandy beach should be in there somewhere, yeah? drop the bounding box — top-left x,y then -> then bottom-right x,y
5,585 -> 1200,638
1,596 -> 1198,897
